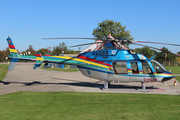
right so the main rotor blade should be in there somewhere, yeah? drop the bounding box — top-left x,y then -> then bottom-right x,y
70,42 -> 104,48
116,37 -> 127,40
132,43 -> 180,56
132,43 -> 162,51
136,41 -> 180,47
42,37 -> 119,41
42,38 -> 96,40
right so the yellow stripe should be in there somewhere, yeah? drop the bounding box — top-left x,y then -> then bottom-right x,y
9,49 -> 17,53
36,57 -> 43,61
154,73 -> 173,76
52,56 -> 112,69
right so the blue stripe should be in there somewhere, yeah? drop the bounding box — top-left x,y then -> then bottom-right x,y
77,66 -> 113,74
11,58 -> 19,62
7,38 -> 14,45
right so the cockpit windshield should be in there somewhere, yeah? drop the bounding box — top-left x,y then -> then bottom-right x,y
151,60 -> 167,73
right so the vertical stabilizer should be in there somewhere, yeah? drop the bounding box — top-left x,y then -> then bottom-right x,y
7,37 -> 19,56
7,37 -> 19,71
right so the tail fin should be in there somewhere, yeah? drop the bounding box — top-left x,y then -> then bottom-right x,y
7,37 -> 19,56
33,53 -> 44,69
7,37 -> 19,71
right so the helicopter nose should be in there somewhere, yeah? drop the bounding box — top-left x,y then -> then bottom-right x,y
161,72 -> 175,82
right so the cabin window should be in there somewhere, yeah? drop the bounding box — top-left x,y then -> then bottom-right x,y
93,53 -> 95,55
96,52 -> 98,55
131,61 -> 139,74
102,51 -> 105,55
113,62 -> 127,74
99,52 -> 101,55
105,51 -> 108,55
151,60 -> 167,73
141,61 -> 153,74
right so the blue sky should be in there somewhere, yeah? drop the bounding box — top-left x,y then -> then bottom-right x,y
0,0 -> 180,53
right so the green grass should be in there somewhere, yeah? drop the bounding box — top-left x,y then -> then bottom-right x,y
175,76 -> 180,82
0,92 -> 180,120
0,64 -> 9,82
165,66 -> 180,74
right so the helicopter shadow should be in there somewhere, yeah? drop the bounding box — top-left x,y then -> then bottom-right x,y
2,77 -> 159,90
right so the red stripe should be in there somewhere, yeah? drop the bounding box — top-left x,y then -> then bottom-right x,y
45,55 -> 51,56
97,43 -> 105,50
127,68 -> 131,71
78,55 -> 112,67
137,41 -> 146,43
35,54 -> 42,57
9,45 -> 15,49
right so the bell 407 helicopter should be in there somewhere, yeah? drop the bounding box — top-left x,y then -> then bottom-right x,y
6,34 -> 179,90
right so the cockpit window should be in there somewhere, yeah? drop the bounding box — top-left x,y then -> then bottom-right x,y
151,60 -> 167,73
141,61 -> 153,74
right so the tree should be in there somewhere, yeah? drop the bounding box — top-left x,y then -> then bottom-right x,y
27,45 -> 36,55
52,42 -> 69,55
154,47 -> 176,63
131,47 -> 154,58
0,48 -> 10,62
92,20 -> 133,45
0,50 -> 4,62
140,47 -> 154,58
36,48 -> 51,56
131,48 -> 141,54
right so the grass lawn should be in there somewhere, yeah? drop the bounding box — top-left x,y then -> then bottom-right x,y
0,64 -> 9,82
165,66 -> 180,74
0,92 -> 180,120
175,76 -> 180,82
165,66 -> 180,81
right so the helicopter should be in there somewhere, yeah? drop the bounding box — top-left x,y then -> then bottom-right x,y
6,34 -> 179,91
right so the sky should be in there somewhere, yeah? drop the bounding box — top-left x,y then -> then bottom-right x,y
0,0 -> 180,53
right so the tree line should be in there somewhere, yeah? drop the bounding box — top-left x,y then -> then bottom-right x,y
131,47 -> 178,64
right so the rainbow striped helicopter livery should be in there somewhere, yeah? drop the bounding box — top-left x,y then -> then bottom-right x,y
7,35 -> 178,90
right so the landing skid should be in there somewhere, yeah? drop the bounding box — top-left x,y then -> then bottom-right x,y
103,81 -> 111,90
141,82 -> 156,92
103,82 -> 156,92
141,82 -> 146,91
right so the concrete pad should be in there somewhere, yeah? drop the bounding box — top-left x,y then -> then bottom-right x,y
0,63 -> 180,95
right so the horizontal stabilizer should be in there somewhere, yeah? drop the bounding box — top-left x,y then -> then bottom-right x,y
33,60 -> 43,69
8,58 -> 19,71
33,53 -> 44,69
